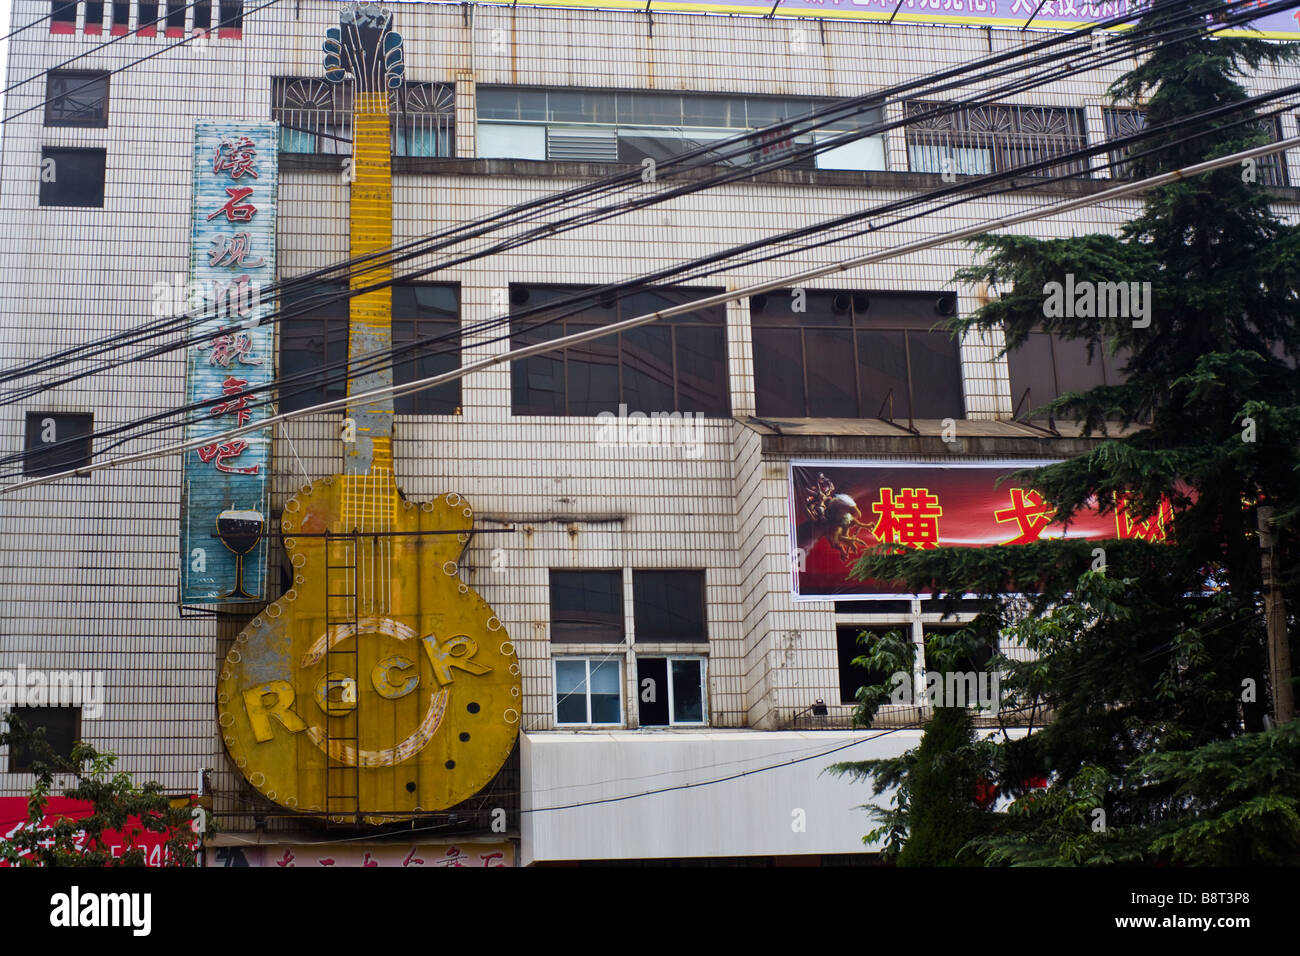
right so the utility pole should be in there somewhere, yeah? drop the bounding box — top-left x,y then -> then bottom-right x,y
1258,505 -> 1294,725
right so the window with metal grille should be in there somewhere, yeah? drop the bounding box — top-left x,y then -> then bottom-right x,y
272,78 -> 454,157
24,412 -> 93,477
751,289 -> 963,421
905,101 -> 1088,178
1104,106 -> 1288,185
45,71 -> 109,128
277,281 -> 461,415
510,285 -> 729,417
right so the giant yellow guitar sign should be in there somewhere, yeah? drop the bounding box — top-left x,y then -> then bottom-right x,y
218,4 -> 520,822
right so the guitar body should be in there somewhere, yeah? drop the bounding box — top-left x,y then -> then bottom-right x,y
218,466 -> 520,821
219,7 -> 519,823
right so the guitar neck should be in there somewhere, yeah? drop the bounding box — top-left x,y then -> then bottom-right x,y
345,90 -> 395,477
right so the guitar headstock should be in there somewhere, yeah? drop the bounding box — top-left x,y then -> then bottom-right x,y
323,2 -> 406,93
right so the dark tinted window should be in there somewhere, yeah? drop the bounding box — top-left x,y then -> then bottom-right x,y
1006,331 -> 1123,420
7,707 -> 80,772
633,570 -> 706,642
166,1 -> 186,29
51,0 -> 77,25
45,71 -> 109,127
510,285 -> 729,417
637,657 -> 669,726
550,570 -> 624,643
391,284 -> 460,415
24,412 -> 92,476
278,280 -> 349,412
752,290 -> 963,420
39,148 -> 106,207
836,627 -> 898,705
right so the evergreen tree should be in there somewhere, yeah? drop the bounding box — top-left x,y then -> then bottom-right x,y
833,1 -> 1300,864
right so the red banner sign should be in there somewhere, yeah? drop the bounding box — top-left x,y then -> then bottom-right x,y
0,797 -> 193,866
790,460 -> 1172,600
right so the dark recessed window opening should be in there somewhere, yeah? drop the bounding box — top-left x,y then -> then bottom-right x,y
39,148 -> 107,207
752,290 -> 963,420
111,1 -> 129,30
193,0 -> 212,31
83,0 -> 104,28
550,570 -> 624,643
24,412 -> 93,476
836,627 -> 900,706
51,0 -> 77,27
637,656 -> 706,726
165,1 -> 186,30
510,285 -> 729,417
7,707 -> 81,772
218,0 -> 243,29
45,71 -> 109,128
278,282 -> 461,415
1006,330 -> 1128,420
137,2 -> 160,29
633,570 -> 706,642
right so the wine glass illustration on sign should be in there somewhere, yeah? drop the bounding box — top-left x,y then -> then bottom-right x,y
216,507 -> 265,600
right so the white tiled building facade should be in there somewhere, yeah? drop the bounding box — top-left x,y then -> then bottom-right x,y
2,0 -> 1298,864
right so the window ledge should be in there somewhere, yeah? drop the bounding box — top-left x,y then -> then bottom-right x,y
276,153 -> 1300,200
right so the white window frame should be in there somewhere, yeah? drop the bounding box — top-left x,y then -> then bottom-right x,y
638,654 -> 708,727
553,656 -> 624,727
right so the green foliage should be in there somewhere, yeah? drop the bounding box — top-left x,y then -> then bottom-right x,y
835,2 -> 1300,865
0,714 -> 205,867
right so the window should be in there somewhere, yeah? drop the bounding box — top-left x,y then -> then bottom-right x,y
272,78 -> 454,157
83,0 -> 103,32
554,658 -> 622,726
110,0 -> 129,34
24,412 -> 92,477
905,101 -> 1087,178
478,87 -> 887,171
510,285 -> 729,416
278,281 -> 461,414
836,627 -> 901,705
392,284 -> 461,415
137,1 -> 160,33
218,0 -> 243,35
193,0 -> 212,32
636,656 -> 706,726
45,71 -> 109,128
7,707 -> 80,772
633,570 -> 706,642
1105,107 -> 1288,186
751,290 -> 963,420
51,0 -> 77,32
39,148 -> 107,207
1006,331 -> 1127,420
550,570 -> 624,643
165,0 -> 186,32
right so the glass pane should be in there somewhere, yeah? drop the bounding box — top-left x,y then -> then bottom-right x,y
555,660 -> 589,724
620,325 -> 675,413
550,570 -> 623,642
392,319 -> 459,415
637,657 -> 670,726
475,88 -> 518,120
590,691 -> 621,724
906,330 -> 964,419
47,73 -> 107,125
549,90 -> 615,124
633,570 -> 705,641
566,322 -> 620,415
591,658 -> 621,695
803,328 -> 857,418
856,329 -> 909,419
590,659 -> 621,723
670,659 -> 704,723
617,131 -> 687,165
511,321 -> 565,415
674,325 -> 729,416
753,328 -> 805,418
682,95 -> 743,128
38,149 -> 105,207
618,92 -> 682,126
745,97 -> 789,128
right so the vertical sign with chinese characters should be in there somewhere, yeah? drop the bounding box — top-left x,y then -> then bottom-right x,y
180,122 -> 278,604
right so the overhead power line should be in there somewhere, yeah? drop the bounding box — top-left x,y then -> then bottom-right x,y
8,129 -> 1295,492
